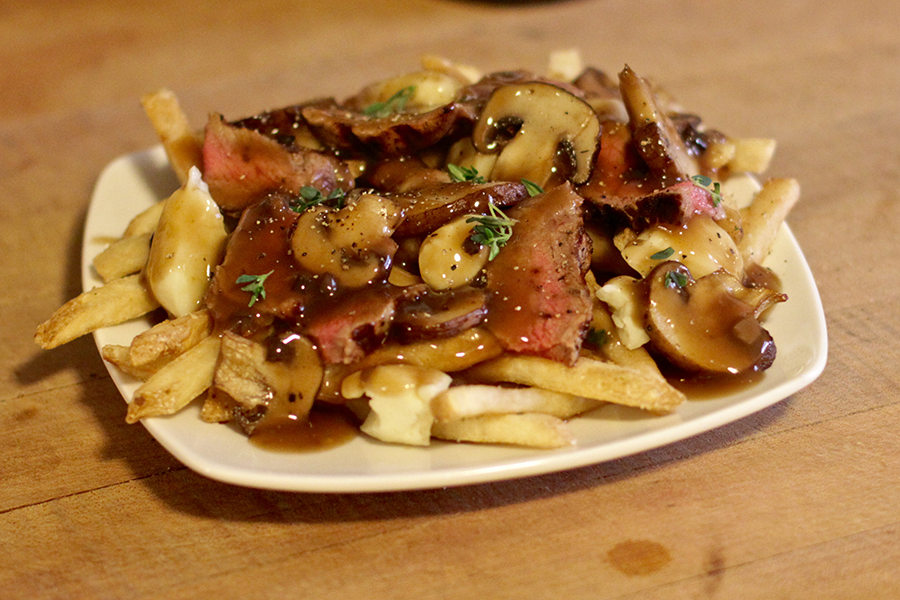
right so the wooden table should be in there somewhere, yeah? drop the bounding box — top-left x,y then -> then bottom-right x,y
3,0 -> 898,597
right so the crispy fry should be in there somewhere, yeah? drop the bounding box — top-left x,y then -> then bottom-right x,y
92,232 -> 152,282
122,201 -> 165,238
129,309 -> 211,367
466,354 -> 685,413
126,335 -> 221,423
140,88 -> 203,184
431,385 -> 602,422
100,344 -> 158,381
739,178 -> 800,265
728,138 -> 776,174
34,274 -> 159,349
432,413 -> 575,449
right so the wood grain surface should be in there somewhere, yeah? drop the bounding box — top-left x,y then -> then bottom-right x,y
3,0 -> 899,598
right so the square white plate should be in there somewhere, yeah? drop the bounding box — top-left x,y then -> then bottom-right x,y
86,146 -> 828,492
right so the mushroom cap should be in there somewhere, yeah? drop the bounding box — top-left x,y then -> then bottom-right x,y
644,261 -> 779,375
471,81 -> 600,187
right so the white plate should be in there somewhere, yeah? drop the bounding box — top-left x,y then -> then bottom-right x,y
85,147 -> 828,493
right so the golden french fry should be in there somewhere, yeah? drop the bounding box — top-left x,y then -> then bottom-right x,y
123,201 -> 165,238
432,413 -> 575,449
466,354 -> 685,413
100,344 -> 158,381
140,88 -> 203,184
34,274 -> 159,349
93,232 -> 152,282
200,388 -> 237,424
129,309 -> 211,367
431,385 -> 601,422
728,138 -> 776,174
126,335 -> 221,423
739,178 -> 800,265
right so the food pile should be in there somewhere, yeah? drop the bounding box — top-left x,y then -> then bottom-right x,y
35,52 -> 799,449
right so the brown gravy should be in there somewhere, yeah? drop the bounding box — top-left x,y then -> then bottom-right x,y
668,368 -> 764,400
249,404 -> 359,453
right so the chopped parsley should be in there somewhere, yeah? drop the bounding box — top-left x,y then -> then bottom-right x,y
691,174 -> 724,207
363,86 -> 415,118
447,164 -> 485,183
236,270 -> 274,307
466,201 -> 517,261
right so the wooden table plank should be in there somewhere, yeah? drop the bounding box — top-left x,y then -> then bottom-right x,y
3,0 -> 900,597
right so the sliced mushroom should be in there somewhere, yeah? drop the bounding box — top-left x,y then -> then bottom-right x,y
392,180 -> 527,237
215,330 -> 323,435
644,262 -> 782,374
291,193 -> 400,288
471,81 -> 600,187
619,65 -> 697,186
301,99 -> 466,157
392,284 -> 488,342
417,214 -> 490,290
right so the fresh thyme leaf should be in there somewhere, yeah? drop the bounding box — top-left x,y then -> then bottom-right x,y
290,186 -> 345,213
691,174 -> 724,207
466,201 -> 517,261
521,179 -> 544,196
447,164 -> 485,183
650,247 -> 675,260
363,86 -> 415,118
236,270 -> 274,307
586,328 -> 608,347
664,270 -> 688,289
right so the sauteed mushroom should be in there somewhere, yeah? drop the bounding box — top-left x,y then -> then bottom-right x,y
472,81 -> 600,187
644,261 -> 783,374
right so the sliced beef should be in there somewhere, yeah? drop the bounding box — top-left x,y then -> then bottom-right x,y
202,114 -> 352,212
304,288 -> 396,365
579,121 -> 723,231
483,183 -> 593,365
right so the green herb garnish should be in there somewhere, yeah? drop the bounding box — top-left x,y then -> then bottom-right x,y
447,164 -> 485,183
664,270 -> 688,289
650,247 -> 675,260
521,179 -> 544,197
586,328 -> 609,348
691,174 -> 724,207
466,201 -> 517,261
363,86 -> 415,118
290,186 -> 345,213
236,270 -> 274,307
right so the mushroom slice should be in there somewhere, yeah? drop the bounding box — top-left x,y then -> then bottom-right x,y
619,65 -> 697,186
393,284 -> 488,342
301,99 -> 465,157
644,262 -> 783,375
392,180 -> 527,237
471,81 -> 600,187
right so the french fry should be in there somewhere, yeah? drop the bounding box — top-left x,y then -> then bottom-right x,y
99,344 -> 158,381
129,309 -> 211,368
431,385 -> 601,422
122,201 -> 165,238
126,335 -> 221,423
200,388 -> 237,424
728,138 -> 776,174
140,88 -> 203,184
92,232 -> 152,282
432,413 -> 575,449
466,354 -> 685,413
34,274 -> 159,349
739,178 -> 800,265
